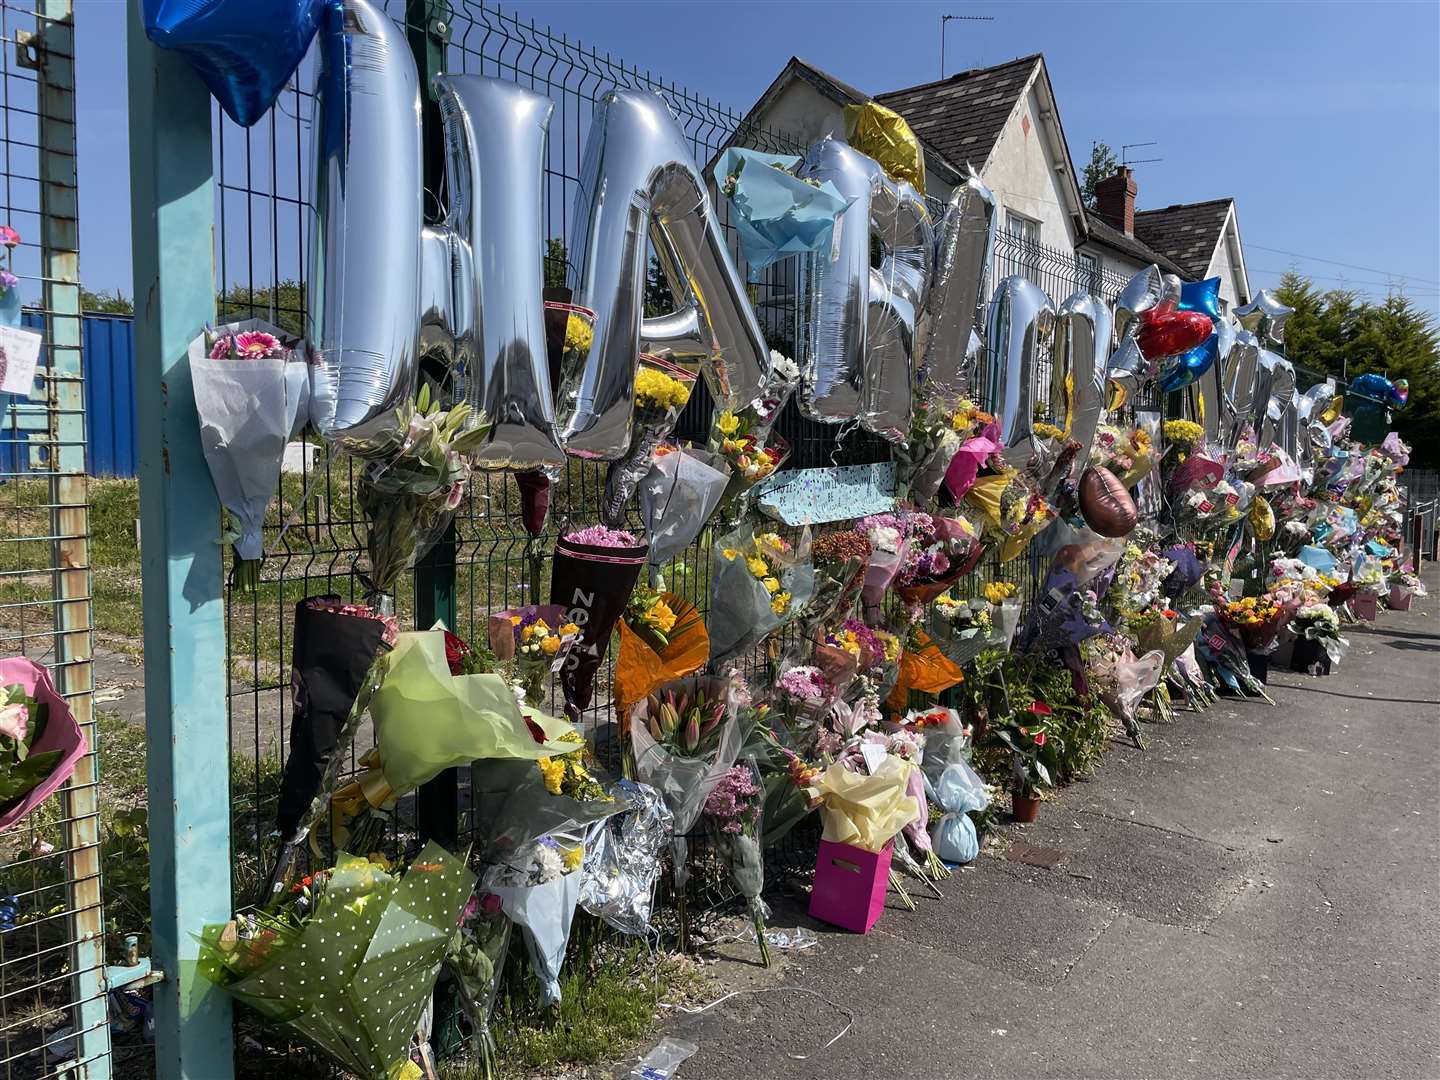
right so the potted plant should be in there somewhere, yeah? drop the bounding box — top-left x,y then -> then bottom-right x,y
991,704 -> 1057,824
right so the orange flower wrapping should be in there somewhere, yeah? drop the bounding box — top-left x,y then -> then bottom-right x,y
885,630 -> 965,714
613,592 -> 709,722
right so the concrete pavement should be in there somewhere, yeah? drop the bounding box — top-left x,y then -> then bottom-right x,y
658,575 -> 1440,1080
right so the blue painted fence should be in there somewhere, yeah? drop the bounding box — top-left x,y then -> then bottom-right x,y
1,312 -> 137,477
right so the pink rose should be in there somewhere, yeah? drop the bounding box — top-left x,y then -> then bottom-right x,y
0,702 -> 29,741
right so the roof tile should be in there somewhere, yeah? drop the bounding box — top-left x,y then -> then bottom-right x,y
1132,199 -> 1233,279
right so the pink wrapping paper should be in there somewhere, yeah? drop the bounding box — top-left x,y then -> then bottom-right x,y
942,427 -> 1000,503
0,657 -> 87,832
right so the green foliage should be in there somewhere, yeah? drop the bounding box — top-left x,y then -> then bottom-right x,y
543,238 -> 568,290
1274,271 -> 1440,465
644,255 -> 676,318
217,279 -> 306,338
1081,141 -> 1119,210
80,288 -> 134,314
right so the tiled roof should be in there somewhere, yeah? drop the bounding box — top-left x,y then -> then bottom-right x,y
1084,216 -> 1186,277
1133,199 -> 1233,280
789,57 -> 868,107
873,55 -> 1042,174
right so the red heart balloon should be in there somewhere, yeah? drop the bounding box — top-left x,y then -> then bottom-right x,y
1135,301 -> 1213,361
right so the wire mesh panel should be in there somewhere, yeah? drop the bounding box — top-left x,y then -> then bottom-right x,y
0,2 -> 111,1077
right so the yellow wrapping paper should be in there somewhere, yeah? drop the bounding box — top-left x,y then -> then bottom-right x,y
964,474 -> 1055,562
369,630 -> 575,794
613,593 -> 709,722
812,756 -> 919,853
843,101 -> 925,196
885,630 -> 964,714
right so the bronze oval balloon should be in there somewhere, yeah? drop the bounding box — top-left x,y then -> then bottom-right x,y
1078,466 -> 1138,538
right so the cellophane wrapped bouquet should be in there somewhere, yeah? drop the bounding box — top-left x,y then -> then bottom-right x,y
357,386 -> 491,610
198,843 -> 473,1080
603,356 -> 696,523
1091,423 -> 1155,489
708,526 -> 815,663
702,760 -> 771,965
708,350 -> 798,521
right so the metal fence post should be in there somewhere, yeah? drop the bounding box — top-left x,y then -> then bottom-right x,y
407,0 -> 461,851
126,5 -> 235,1078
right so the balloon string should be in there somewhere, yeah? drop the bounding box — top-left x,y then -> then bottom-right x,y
662,985 -> 853,1060
830,420 -> 859,465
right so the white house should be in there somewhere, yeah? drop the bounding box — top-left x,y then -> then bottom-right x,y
730,54 -> 1249,307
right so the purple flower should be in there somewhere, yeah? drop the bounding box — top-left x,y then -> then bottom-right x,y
0,269 -> 18,292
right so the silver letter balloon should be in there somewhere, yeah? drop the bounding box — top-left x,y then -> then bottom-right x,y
982,275 -> 1055,471
427,75 -> 565,471
306,0 -> 422,450
561,89 -> 771,460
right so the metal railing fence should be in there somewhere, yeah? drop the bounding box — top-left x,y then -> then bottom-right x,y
0,2 -> 112,1078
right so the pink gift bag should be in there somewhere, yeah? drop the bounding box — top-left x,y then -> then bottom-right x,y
1352,594 -> 1378,621
1388,585 -> 1413,612
809,839 -> 893,934
0,657 -> 87,832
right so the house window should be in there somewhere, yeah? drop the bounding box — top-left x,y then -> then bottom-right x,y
1006,209 -> 1040,246
1077,251 -> 1100,293
1005,209 -> 1042,281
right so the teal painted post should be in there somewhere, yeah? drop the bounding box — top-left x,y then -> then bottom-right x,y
126,5 -> 235,1079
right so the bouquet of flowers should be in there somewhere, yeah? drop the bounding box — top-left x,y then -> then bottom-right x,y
893,513 -> 984,605
640,445 -> 731,581
965,467 -> 1055,562
480,831 -> 594,1008
614,590 -> 708,724
190,320 -> 310,591
272,597 -> 397,878
601,355 -> 696,523
1162,419 -> 1206,457
629,675 -> 744,949
446,889 -> 511,1079
894,393 -> 986,505
941,404 -> 1001,502
929,591 -> 993,666
0,658 -> 86,832
702,761 -> 771,965
1217,594 -> 1294,652
1091,423 -> 1155,489
711,406 -> 794,524
805,529 -> 871,631
708,525 -> 815,663
1106,542 -> 1178,621
357,385 -> 492,610
550,524 -> 649,717
1291,602 -> 1347,670
1016,566 -> 1112,656
1133,607 -> 1202,671
198,843 -> 473,1080
714,148 -> 852,272
487,605 -> 580,707
854,511 -> 918,614
578,778 -> 674,937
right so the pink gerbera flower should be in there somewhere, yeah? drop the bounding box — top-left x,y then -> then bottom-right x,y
233,330 -> 282,358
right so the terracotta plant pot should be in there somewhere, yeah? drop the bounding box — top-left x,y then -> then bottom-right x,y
1011,788 -> 1041,823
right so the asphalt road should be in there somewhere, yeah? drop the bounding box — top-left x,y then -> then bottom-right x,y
659,574 -> 1440,1080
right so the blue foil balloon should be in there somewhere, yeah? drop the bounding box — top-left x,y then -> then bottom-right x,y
1350,372 -> 1407,408
1177,277 -> 1222,322
1159,332 -> 1218,393
143,0 -> 328,127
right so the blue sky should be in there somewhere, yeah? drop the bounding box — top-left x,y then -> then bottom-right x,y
80,0 -> 1440,315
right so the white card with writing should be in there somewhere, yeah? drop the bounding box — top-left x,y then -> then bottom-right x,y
0,326 -> 42,397
860,741 -> 888,776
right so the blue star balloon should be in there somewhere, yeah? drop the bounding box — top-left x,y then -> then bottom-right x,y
143,0 -> 329,128
1159,332 -> 1218,393
1177,277 -> 1222,322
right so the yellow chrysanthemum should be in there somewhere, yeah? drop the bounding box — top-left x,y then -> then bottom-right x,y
635,366 -> 692,410
770,592 -> 791,615
561,844 -> 584,872
745,556 -> 769,579
564,314 -> 593,354
537,757 -> 565,795
721,547 -> 741,561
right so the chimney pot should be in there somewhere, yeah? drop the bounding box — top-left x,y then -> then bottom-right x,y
1095,166 -> 1137,236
